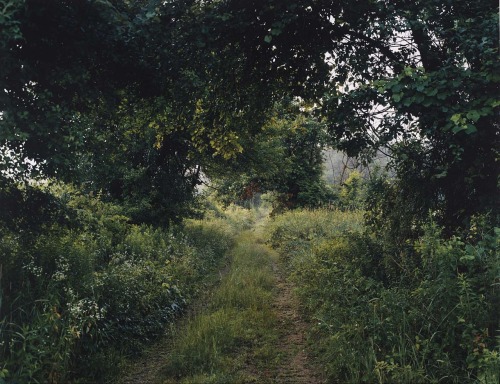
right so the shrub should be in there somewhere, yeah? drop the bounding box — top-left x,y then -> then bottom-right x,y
267,209 -> 500,383
0,185 -> 239,383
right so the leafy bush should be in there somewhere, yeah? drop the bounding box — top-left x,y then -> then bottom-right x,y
0,184 -> 239,383
267,210 -> 500,383
337,170 -> 367,210
267,208 -> 363,251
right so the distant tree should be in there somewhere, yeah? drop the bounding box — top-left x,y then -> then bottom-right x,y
207,100 -> 332,210
201,0 -> 499,226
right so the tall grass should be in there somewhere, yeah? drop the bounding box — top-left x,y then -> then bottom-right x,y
266,208 -> 364,276
266,209 -> 500,383
161,232 -> 279,384
267,208 -> 364,247
0,192 -> 246,383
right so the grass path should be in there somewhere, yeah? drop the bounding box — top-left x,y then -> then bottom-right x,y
118,218 -> 324,384
271,260 -> 323,384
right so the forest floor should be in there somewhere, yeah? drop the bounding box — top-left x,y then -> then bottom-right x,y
117,216 -> 325,384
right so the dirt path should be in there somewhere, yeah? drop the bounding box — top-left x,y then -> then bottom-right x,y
270,259 -> 325,384
117,293 -> 217,384
118,217 -> 325,384
118,346 -> 170,384
253,215 -> 325,383
117,275 -> 228,384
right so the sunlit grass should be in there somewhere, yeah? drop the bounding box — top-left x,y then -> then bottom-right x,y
265,208 -> 364,272
266,208 -> 364,248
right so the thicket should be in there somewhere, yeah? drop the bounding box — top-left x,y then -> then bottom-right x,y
0,1 -> 497,383
266,178 -> 499,383
0,180 -> 249,383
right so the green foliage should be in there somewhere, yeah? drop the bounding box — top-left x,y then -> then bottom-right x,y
337,170 -> 366,210
75,95 -> 205,225
0,183 -> 238,383
209,101 -> 334,211
202,0 -> 498,226
318,0 -> 499,226
364,167 -> 430,250
267,209 -> 500,383
267,209 -> 364,251
0,0 -> 280,224
1,1 -> 497,382
2,0 -> 497,228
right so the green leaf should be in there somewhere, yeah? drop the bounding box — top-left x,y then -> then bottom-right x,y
392,93 -> 402,102
435,170 -> 448,178
450,114 -> 462,124
464,124 -> 477,134
426,88 -> 438,97
403,97 -> 413,107
466,110 -> 480,122
422,98 -> 432,107
391,83 -> 402,93
403,67 -> 413,76
436,92 -> 447,100
452,125 -> 465,133
264,35 -> 272,43
460,254 -> 475,262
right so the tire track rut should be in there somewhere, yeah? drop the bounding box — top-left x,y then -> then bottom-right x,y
270,260 -> 325,384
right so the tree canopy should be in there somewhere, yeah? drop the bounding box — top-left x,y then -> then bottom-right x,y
201,0 -> 498,225
1,0 -> 498,226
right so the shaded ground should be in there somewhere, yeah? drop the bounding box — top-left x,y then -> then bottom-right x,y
118,217 -> 325,384
117,273 -> 229,384
270,259 -> 325,384
117,294 -> 216,384
119,347 -> 171,384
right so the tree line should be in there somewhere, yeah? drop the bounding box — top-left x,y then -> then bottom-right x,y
1,0 -> 497,227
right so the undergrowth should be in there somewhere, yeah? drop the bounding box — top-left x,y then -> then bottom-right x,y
0,184 -> 248,383
266,209 -> 500,383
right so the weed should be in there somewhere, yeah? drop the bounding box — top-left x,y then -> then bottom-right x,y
0,190 -> 242,383
267,209 -> 500,383
160,231 -> 279,383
